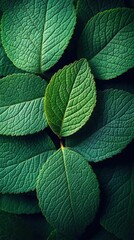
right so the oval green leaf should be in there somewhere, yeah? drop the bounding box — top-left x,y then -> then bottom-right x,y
1,0 -> 76,73
0,192 -> 40,214
0,73 -> 47,136
95,159 -> 134,239
0,132 -> 55,193
78,8 -> 134,80
77,0 -> 125,32
66,89 -> 134,162
37,148 -> 100,237
44,59 -> 96,137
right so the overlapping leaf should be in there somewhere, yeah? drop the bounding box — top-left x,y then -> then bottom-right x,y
0,211 -> 51,240
94,159 -> 134,239
66,89 -> 134,162
0,22 -> 23,76
45,59 -> 96,137
1,0 -> 76,73
0,132 -> 55,193
0,74 -> 47,136
37,148 -> 99,237
77,0 -> 125,32
78,8 -> 134,79
0,192 -> 40,214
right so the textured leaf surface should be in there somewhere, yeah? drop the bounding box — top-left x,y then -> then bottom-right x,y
0,74 -> 47,136
37,148 -> 99,237
95,160 -> 134,239
0,192 -> 40,214
78,8 -> 134,79
0,211 -> 51,240
1,0 -> 76,73
0,24 -> 23,76
77,0 -> 125,32
45,59 -> 96,137
66,89 -> 134,162
91,227 -> 118,240
0,132 -> 55,193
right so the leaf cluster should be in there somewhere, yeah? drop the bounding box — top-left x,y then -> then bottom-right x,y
0,0 -> 134,239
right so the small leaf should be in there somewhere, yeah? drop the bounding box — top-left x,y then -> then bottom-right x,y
78,8 -> 134,80
0,192 -> 40,214
1,0 -> 76,73
0,132 -> 55,193
0,74 -> 47,136
77,0 -> 125,32
66,89 -> 134,162
45,59 -> 96,137
94,159 -> 134,239
37,148 -> 99,237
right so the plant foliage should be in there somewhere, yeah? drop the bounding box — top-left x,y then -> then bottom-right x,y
0,0 -> 134,239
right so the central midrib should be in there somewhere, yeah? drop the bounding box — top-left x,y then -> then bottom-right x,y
62,148 -> 77,233
39,0 -> 49,73
59,62 -> 83,136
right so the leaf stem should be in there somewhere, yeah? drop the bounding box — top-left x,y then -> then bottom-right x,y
60,139 -> 64,148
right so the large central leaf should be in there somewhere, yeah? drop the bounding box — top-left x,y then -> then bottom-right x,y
45,59 -> 96,137
37,148 -> 99,237
1,0 -> 76,73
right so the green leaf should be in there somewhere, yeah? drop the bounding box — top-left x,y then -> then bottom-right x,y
0,42 -> 22,77
0,28 -> 23,76
0,132 -> 55,193
44,59 -> 96,137
95,159 -> 134,239
37,148 -> 100,237
0,211 -> 51,240
78,8 -> 134,80
1,0 -> 76,73
0,0 -> 9,12
66,89 -> 134,162
77,0 -> 125,32
0,192 -> 40,214
91,227 -> 119,240
0,73 -> 47,136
